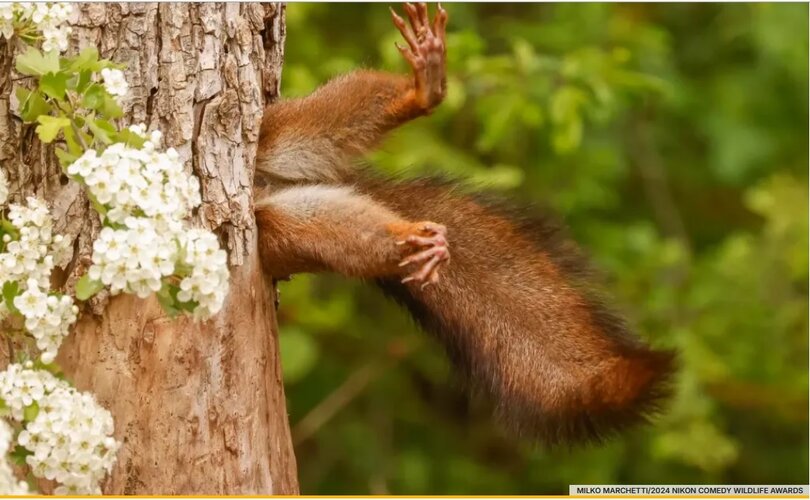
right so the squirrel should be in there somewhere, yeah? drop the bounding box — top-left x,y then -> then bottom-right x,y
253,3 -> 676,446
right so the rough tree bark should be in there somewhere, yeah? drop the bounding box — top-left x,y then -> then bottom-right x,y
0,3 -> 298,494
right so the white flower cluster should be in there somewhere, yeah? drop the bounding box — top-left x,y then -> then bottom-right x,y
0,364 -> 119,495
0,2 -> 73,53
88,218 -> 176,298
0,4 -> 15,39
0,420 -> 29,495
0,196 -> 75,361
0,363 -> 61,421
2,196 -> 72,290
177,229 -> 229,319
68,134 -> 201,226
100,68 -> 128,97
14,280 -> 79,363
70,129 -> 228,318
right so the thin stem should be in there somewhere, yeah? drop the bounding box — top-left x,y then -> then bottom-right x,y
62,93 -> 91,151
71,121 -> 89,151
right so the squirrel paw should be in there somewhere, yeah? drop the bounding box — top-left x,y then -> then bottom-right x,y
390,3 -> 448,111
395,222 -> 450,289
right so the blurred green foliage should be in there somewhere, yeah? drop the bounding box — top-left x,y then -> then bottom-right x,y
276,3 -> 808,494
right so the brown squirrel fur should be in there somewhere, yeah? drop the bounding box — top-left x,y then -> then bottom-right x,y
254,3 -> 675,446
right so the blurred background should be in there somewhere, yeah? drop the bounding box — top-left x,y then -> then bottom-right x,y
276,3 -> 808,494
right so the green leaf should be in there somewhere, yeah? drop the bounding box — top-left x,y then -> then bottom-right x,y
23,402 -> 39,422
156,283 -> 181,318
82,83 -> 105,110
15,47 -> 59,76
67,50 -> 117,73
15,87 -> 51,123
176,298 -> 199,313
75,274 -> 104,301
55,147 -> 79,168
156,282 -> 200,316
116,128 -> 147,148
82,86 -> 103,110
33,359 -> 66,380
87,117 -> 117,144
0,397 -> 9,418
74,69 -> 92,94
67,47 -> 100,72
63,123 -> 90,156
10,446 -> 32,466
101,94 -> 123,119
2,281 -> 20,314
14,86 -> 31,109
35,115 -> 70,143
0,220 -> 17,238
39,71 -> 69,100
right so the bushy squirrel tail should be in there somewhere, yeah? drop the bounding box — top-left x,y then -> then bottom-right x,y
354,174 -> 676,445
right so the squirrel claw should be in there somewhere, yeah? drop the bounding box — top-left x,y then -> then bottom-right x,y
391,2 -> 447,111
401,253 -> 444,285
397,221 -> 450,288
399,245 -> 448,267
420,221 -> 446,235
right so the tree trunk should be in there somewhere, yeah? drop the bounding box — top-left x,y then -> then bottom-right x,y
0,3 -> 298,495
